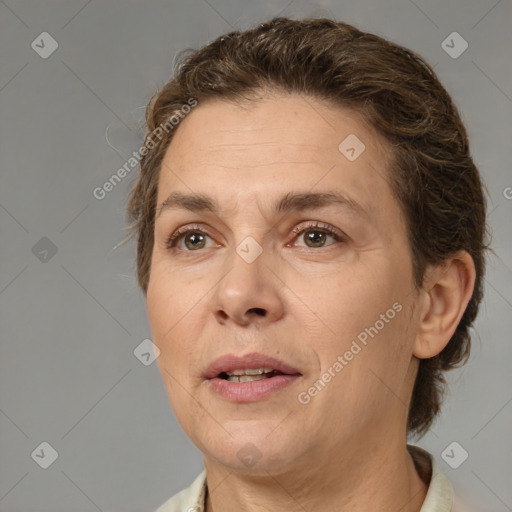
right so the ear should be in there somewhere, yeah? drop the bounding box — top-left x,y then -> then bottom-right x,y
413,251 -> 476,359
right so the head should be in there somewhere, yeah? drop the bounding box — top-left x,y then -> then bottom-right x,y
126,17 -> 487,471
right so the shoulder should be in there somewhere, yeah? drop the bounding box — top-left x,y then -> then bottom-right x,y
154,470 -> 207,512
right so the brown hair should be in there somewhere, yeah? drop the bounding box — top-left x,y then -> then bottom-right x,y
126,17 -> 488,438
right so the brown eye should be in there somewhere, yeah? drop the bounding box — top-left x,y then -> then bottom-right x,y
291,222 -> 345,249
303,230 -> 329,248
167,227 -> 214,251
183,232 -> 207,250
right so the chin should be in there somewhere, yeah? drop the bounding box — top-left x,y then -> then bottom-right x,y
199,424 -> 301,475
208,449 -> 296,476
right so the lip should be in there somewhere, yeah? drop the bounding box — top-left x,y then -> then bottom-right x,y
204,352 -> 302,403
204,353 -> 301,379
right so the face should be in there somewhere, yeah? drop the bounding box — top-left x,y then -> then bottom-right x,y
147,93 -> 421,475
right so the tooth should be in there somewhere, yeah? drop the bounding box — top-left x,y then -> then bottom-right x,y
237,374 -> 268,383
226,368 -> 274,376
225,373 -> 276,383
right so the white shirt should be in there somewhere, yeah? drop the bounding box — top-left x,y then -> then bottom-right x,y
155,445 -> 461,512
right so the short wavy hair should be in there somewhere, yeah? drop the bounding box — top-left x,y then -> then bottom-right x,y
126,17 -> 488,438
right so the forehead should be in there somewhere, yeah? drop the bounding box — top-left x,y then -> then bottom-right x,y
167,94 -> 389,162
156,94 -> 396,219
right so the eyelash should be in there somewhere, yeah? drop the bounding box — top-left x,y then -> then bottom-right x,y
165,222 -> 346,250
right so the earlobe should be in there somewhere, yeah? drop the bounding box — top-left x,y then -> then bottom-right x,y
413,251 -> 476,360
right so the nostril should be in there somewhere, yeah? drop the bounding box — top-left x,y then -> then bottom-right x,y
249,308 -> 266,316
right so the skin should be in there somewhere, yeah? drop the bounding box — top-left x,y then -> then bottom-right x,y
146,93 -> 476,512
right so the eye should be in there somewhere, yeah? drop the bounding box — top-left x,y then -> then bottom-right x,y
166,221 -> 346,252
290,222 -> 346,248
166,224 -> 216,251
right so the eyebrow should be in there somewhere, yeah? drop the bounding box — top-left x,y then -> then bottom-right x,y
155,190 -> 369,220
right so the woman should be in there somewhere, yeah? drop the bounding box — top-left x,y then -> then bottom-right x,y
126,17 -> 487,512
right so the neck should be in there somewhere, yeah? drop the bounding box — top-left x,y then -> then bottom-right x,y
204,438 -> 429,512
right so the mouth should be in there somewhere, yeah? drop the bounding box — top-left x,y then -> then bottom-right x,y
204,353 -> 301,380
204,353 -> 302,402
219,368 -> 290,383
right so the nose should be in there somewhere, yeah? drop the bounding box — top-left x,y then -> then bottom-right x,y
209,246 -> 285,327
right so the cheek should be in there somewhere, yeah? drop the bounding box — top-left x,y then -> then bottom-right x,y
146,266 -> 205,372
309,259 -> 413,378
320,270 -> 399,338
147,278 -> 196,418
146,277 -> 168,341
146,263 -> 194,335
146,270 -> 184,372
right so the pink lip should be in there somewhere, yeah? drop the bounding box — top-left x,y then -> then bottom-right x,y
204,353 -> 301,379
204,353 -> 302,403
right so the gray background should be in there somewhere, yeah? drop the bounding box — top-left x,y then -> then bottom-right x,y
0,0 -> 511,511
